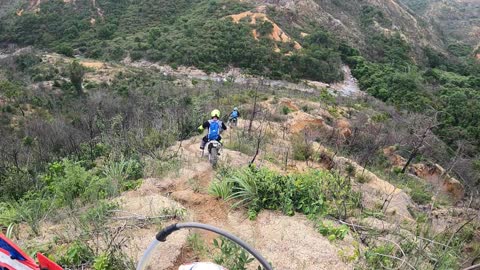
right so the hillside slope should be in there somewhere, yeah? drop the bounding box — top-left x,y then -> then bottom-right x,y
0,0 -> 448,65
400,0 -> 480,52
0,36 -> 479,269
246,0 -> 446,55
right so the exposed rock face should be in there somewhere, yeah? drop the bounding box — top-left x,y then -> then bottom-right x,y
229,11 -> 302,50
383,147 -> 465,202
411,163 -> 464,201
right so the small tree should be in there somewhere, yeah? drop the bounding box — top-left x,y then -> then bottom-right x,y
400,111 -> 440,173
69,60 -> 85,95
258,21 -> 274,37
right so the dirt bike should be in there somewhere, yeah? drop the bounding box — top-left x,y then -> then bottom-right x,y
227,117 -> 238,128
1,223 -> 272,270
136,222 -> 273,270
0,233 -> 63,270
204,140 -> 222,167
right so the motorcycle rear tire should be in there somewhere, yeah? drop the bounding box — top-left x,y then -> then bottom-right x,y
209,147 -> 218,167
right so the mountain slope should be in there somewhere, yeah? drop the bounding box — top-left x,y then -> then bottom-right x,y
400,0 -> 480,53
0,0 -> 447,70
246,0 -> 446,55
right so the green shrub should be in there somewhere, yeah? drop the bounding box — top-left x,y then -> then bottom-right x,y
212,237 -> 256,270
49,159 -> 100,208
222,166 -> 361,220
93,253 -> 110,270
0,169 -> 35,201
56,43 -> 74,57
57,241 -> 94,267
208,180 -> 233,200
130,50 -> 144,61
356,174 -> 371,184
301,105 -> 311,112
122,179 -> 142,192
345,163 -> 356,177
291,133 -> 313,161
8,192 -> 53,235
102,155 -> 143,196
281,106 -> 292,115
15,53 -> 42,71
187,233 -> 207,257
410,188 -> 431,205
0,195 -> 51,235
392,166 -> 403,175
0,203 -> 19,226
365,244 -> 395,269
41,159 -> 115,208
317,220 -> 349,241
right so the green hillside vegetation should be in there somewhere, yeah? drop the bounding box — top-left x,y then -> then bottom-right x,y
344,6 -> 480,154
0,0 -> 480,268
0,0 -> 343,82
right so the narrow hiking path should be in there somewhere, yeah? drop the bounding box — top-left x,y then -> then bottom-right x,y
176,137 -> 354,269
115,124 -> 356,269
116,99 -> 416,269
128,60 -> 362,97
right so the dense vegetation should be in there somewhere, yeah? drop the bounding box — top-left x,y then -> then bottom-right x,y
210,166 -> 361,220
342,6 -> 480,155
0,0 -> 343,82
0,48 -> 275,267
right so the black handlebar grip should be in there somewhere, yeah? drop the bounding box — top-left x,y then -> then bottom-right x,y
155,223 -> 179,242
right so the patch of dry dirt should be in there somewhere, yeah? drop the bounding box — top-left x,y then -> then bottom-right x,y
228,211 -> 353,270
80,60 -> 106,69
113,194 -> 189,270
288,111 -> 327,134
228,11 -> 302,49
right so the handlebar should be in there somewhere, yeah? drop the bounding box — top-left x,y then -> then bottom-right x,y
136,222 -> 273,270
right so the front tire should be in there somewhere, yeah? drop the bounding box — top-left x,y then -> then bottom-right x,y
209,147 -> 218,167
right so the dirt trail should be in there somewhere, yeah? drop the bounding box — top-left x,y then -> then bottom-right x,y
127,62 -> 361,97
126,127 -> 353,269
330,66 -> 364,97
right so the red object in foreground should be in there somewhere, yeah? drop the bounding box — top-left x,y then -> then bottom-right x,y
0,233 -> 62,270
37,253 -> 62,270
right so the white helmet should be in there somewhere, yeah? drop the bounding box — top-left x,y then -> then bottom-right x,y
179,262 -> 226,270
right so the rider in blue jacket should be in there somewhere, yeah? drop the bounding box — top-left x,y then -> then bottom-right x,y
198,109 -> 227,150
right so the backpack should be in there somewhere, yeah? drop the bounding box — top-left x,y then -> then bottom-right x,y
208,119 -> 221,141
231,110 -> 238,118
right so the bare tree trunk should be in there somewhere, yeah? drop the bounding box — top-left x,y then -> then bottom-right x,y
441,142 -> 463,178
401,111 -> 440,173
248,88 -> 258,135
249,132 -> 262,166
401,131 -> 427,173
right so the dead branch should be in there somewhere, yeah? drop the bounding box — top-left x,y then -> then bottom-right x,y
463,263 -> 480,270
380,237 -> 416,270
